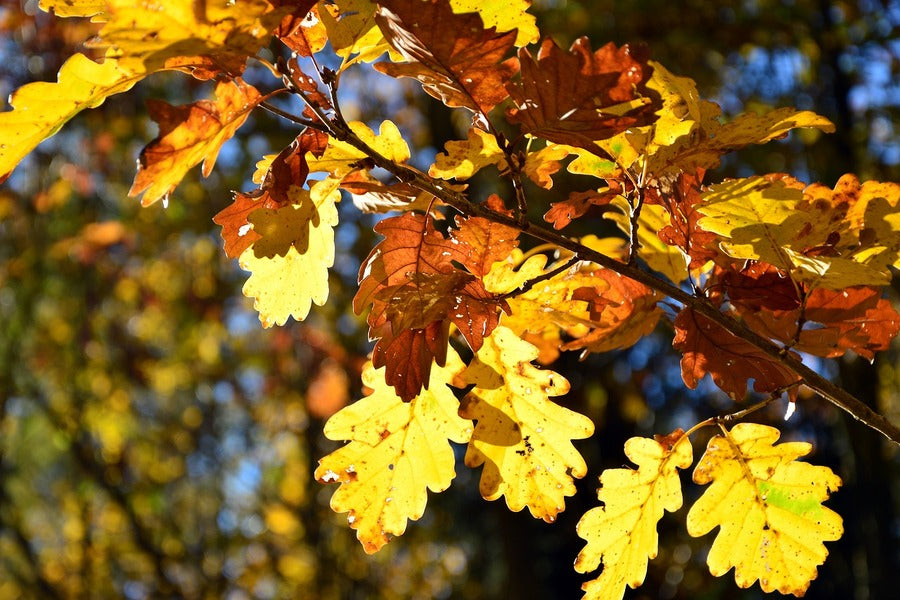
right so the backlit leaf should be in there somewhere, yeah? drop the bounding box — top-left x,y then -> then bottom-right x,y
89,0 -> 300,80
0,54 -> 143,182
375,0 -> 519,115
687,423 -> 843,596
39,0 -> 106,17
355,213 -> 504,400
448,0 -> 539,47
319,0 -> 388,62
316,351 -> 472,553
576,431 -> 693,600
238,187 -> 339,327
429,128 -> 507,180
673,307 -> 801,399
506,37 -> 659,154
129,78 -> 262,206
607,199 -> 689,283
460,326 -> 594,521
561,270 -> 662,356
699,175 -> 900,289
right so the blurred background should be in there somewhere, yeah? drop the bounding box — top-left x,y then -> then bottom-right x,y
0,0 -> 898,598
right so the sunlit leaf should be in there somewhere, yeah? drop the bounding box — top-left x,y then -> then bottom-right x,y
130,78 -> 262,206
673,307 -> 800,399
448,0 -> 538,47
576,431 -> 693,600
0,55 -> 143,182
687,423 -> 843,596
375,0 -> 519,115
460,326 -> 593,521
316,351 -> 472,553
238,187 -> 339,327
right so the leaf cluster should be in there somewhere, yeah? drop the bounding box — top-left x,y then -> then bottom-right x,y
3,1 -> 899,598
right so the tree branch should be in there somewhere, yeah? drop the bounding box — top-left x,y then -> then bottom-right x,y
315,99 -> 900,445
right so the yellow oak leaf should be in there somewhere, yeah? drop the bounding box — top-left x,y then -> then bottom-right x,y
699,175 -> 900,289
686,423 -> 843,596
39,0 -> 106,17
459,326 -> 594,522
306,120 -> 410,178
523,143 -> 570,189
651,105 -> 834,178
483,250 -> 612,344
129,78 -> 262,206
238,187 -> 339,327
89,0 -> 290,79
575,431 -> 693,600
0,54 -> 143,182
448,0 -> 539,47
319,0 -> 389,62
607,199 -> 689,284
315,350 -> 472,553
429,128 -> 507,180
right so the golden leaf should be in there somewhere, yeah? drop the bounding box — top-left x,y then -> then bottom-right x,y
607,200 -> 689,284
429,128 -> 507,180
90,0 -> 288,79
460,326 -> 594,522
130,79 -> 262,206
575,432 -> 693,600
448,0 -> 539,47
315,350 -> 472,553
39,0 -> 106,17
0,55 -> 143,182
238,187 -> 339,327
687,423 -> 843,596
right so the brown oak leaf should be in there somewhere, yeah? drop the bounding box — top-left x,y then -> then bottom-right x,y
655,170 -> 719,268
451,195 -> 520,276
544,187 -> 619,230
673,308 -> 800,400
355,213 -> 505,400
374,0 -> 519,115
130,78 -> 262,206
213,129 -> 326,258
561,269 -> 661,355
506,37 -> 659,153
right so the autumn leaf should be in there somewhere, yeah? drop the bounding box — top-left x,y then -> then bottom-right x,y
374,0 -> 519,115
38,0 -> 105,17
687,423 -> 843,596
699,175 -> 900,289
355,213 -> 505,401
448,0 -> 539,47
506,37 -> 659,154
88,0 -> 302,80
673,308 -> 801,400
652,106 -> 835,178
523,142 -> 571,189
238,186 -> 339,327
315,351 -> 472,553
0,54 -> 143,182
429,128 -> 507,180
734,284 -> 900,360
129,78 -> 262,206
483,250 -> 619,355
214,130 -> 325,258
343,172 -> 447,215
306,119 -> 410,181
451,196 -> 520,277
561,270 -> 663,356
655,170 -> 719,269
460,326 -> 594,521
544,188 -> 618,230
575,431 -> 693,600
607,199 -> 689,283
319,0 -> 389,62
